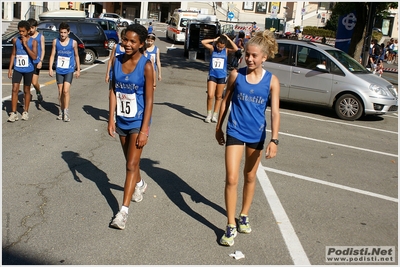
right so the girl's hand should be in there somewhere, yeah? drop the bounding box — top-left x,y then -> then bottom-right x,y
265,142 -> 278,159
37,61 -> 42,70
8,69 -> 12,79
136,131 -> 148,148
215,129 -> 225,146
108,122 -> 116,137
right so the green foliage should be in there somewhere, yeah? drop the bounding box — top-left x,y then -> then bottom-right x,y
302,26 -> 336,38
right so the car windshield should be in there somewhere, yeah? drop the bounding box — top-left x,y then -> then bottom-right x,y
326,49 -> 369,73
180,18 -> 188,27
2,31 -> 17,40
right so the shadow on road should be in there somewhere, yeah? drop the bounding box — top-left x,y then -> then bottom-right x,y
61,151 -> 123,215
82,104 -> 109,122
140,158 -> 225,241
154,102 -> 205,121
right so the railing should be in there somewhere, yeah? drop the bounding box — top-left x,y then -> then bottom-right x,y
24,5 -> 48,21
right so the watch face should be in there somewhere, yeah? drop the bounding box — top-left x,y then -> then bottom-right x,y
271,139 -> 279,145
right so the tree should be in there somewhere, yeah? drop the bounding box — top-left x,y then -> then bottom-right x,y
329,2 -> 397,61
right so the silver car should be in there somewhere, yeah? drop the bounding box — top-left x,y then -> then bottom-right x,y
239,39 -> 398,120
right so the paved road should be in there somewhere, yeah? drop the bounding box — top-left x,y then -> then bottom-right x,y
2,24 -> 398,265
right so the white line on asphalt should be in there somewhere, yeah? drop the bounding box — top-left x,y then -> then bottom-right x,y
275,111 -> 398,134
257,163 -> 311,265
266,130 -> 398,158
262,166 -> 398,203
2,58 -> 110,102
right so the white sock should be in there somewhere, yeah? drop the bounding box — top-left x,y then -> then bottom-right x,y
136,179 -> 144,187
212,112 -> 218,118
121,205 -> 129,214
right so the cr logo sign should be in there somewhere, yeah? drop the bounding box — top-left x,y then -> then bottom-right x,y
342,13 -> 357,31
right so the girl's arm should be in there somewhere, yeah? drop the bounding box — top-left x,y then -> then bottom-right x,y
48,39 -> 57,77
8,38 -> 17,78
40,34 -> 45,61
73,40 -> 80,78
201,37 -> 218,52
137,61 -> 154,148
156,48 -> 162,81
108,82 -> 117,137
215,69 -> 238,145
225,34 -> 239,53
265,74 -> 280,159
105,45 -> 117,82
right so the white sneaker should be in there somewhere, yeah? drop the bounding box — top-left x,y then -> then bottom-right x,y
21,111 -> 29,121
110,210 -> 128,230
211,116 -> 218,123
8,112 -> 18,122
131,180 -> 147,202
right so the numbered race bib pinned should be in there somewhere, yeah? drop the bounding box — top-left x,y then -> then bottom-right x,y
15,55 -> 29,68
212,58 -> 224,69
57,56 -> 71,69
116,92 -> 138,118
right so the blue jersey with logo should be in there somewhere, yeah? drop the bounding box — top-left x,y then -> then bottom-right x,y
209,46 -> 227,79
113,54 -> 150,130
227,67 -> 272,143
109,44 -> 125,81
14,37 -> 35,73
145,46 -> 158,71
56,38 -> 75,75
32,33 -> 43,64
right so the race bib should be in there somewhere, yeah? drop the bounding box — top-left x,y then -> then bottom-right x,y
212,58 -> 224,69
150,54 -> 156,63
57,56 -> 70,69
116,91 -> 137,118
15,55 -> 29,68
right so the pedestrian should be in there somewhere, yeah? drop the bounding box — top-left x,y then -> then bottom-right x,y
48,22 -> 81,122
392,39 -> 398,64
375,59 -> 384,77
105,29 -> 126,85
108,24 -> 154,230
28,18 -> 45,103
201,34 -> 238,123
145,33 -> 162,84
215,29 -> 281,246
7,20 -> 38,122
147,21 -> 153,34
321,36 -> 327,44
379,43 -> 386,62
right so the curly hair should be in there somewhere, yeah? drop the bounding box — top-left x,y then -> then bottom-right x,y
125,24 -> 148,53
246,30 -> 278,59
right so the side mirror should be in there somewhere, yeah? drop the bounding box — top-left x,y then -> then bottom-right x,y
316,64 -> 329,73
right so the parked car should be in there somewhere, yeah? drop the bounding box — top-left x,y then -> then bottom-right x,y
85,18 -> 119,49
99,13 -> 134,27
37,20 -> 109,64
2,28 -> 86,68
238,39 -> 398,120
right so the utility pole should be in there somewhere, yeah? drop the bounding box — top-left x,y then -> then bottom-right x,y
362,2 -> 376,67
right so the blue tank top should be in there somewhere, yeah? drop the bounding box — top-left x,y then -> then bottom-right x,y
145,46 -> 158,71
14,37 -> 35,73
227,67 -> 272,143
113,54 -> 151,130
32,33 -> 43,64
56,38 -> 75,75
109,44 -> 125,81
209,46 -> 227,79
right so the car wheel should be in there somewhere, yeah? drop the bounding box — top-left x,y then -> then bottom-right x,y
108,39 -> 117,49
122,21 -> 128,27
84,49 -> 96,65
334,94 -> 364,121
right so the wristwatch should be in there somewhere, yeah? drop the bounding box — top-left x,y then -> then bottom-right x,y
270,139 -> 279,145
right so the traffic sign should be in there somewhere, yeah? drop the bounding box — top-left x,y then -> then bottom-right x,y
227,11 -> 234,20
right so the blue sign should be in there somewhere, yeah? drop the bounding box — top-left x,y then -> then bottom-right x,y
228,11 -> 234,20
335,12 -> 357,53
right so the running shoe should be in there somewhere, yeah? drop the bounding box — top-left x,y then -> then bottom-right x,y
211,115 -> 218,123
204,114 -> 212,123
21,111 -> 29,121
37,93 -> 43,103
57,111 -> 63,120
64,111 -> 70,122
132,180 -> 147,202
238,214 -> 252,234
8,112 -> 18,122
220,224 -> 237,246
110,210 -> 128,230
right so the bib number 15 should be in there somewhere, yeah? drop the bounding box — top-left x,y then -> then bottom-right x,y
116,92 -> 137,118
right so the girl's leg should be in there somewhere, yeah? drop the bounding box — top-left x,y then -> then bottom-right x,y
240,146 -> 262,216
23,85 -> 31,112
205,81 -> 217,122
62,82 -> 71,110
57,83 -> 64,111
212,83 -> 226,121
224,145 -> 244,225
120,133 -> 143,207
11,83 -> 20,113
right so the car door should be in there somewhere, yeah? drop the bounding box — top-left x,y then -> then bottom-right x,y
264,42 -> 293,100
289,45 -> 333,105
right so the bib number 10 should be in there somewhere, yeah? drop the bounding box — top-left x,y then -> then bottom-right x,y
116,92 -> 137,118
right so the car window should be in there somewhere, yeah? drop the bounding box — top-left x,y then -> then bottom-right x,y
326,50 -> 369,74
98,21 -> 108,31
112,14 -> 119,19
296,46 -> 327,70
180,18 -> 188,27
81,24 -> 100,35
69,24 -> 78,35
268,43 -> 291,65
109,21 -> 117,30
42,30 -> 60,41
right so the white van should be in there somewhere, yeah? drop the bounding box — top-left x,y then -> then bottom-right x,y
166,9 -> 199,42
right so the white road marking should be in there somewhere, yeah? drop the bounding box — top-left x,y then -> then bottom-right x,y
262,166 -> 398,203
265,130 -> 398,157
257,163 -> 311,265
